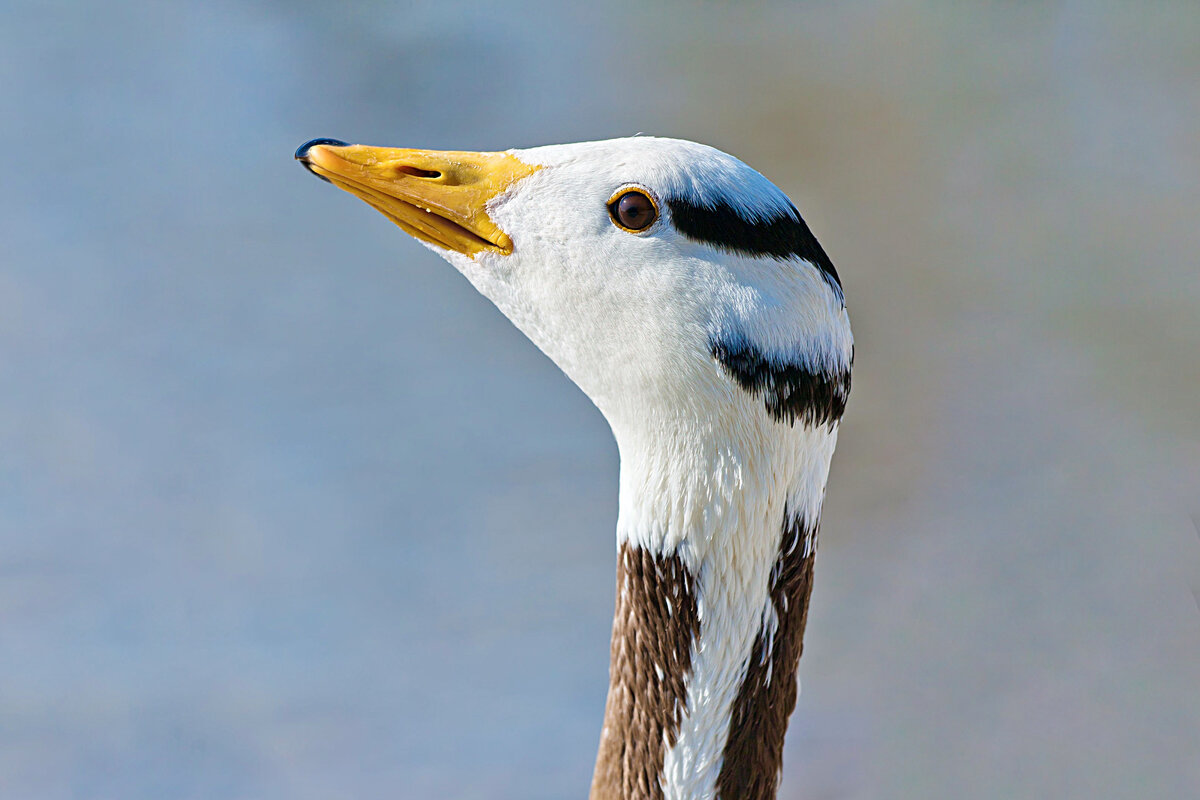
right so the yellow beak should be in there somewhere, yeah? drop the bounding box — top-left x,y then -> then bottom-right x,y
296,139 -> 540,257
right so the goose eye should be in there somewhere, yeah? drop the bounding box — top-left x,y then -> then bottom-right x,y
608,190 -> 658,232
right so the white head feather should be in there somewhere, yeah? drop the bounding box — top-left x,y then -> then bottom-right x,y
435,137 -> 851,438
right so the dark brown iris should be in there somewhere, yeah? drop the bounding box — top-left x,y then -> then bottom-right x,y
609,190 -> 658,231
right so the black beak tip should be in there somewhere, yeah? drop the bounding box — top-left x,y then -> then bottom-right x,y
295,137 -> 348,160
296,138 -> 347,183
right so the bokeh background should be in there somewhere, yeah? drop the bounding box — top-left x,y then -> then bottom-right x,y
3,1 -> 1199,798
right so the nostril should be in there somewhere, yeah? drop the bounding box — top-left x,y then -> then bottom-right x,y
395,165 -> 441,179
295,138 -> 349,160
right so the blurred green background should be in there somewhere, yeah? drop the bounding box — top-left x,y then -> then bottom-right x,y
3,1 -> 1198,798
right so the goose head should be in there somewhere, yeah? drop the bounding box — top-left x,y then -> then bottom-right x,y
296,136 -> 850,439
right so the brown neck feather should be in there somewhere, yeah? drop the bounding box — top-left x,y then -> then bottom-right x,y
716,516 -> 818,800
589,517 -> 818,800
589,543 -> 699,800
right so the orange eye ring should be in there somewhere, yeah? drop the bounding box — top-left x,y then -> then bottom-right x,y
607,187 -> 660,233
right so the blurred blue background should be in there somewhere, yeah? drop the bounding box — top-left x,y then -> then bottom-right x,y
3,1 -> 1199,798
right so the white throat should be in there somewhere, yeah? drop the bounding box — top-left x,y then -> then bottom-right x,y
592,401 -> 840,800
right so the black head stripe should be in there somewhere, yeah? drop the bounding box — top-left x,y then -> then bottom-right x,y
711,337 -> 851,428
666,198 -> 842,292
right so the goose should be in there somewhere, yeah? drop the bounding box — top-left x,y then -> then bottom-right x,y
295,135 -> 852,800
